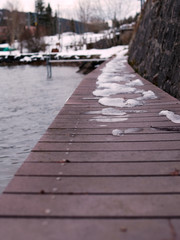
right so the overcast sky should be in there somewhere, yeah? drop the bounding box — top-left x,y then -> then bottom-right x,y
1,0 -> 77,12
0,0 -> 141,20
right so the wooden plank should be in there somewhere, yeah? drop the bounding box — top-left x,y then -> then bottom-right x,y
60,102 -> 180,109
53,112 -> 180,119
51,117 -> 177,123
45,127 -> 180,135
26,150 -> 180,162
15,162 -> 180,176
54,114 -> 180,120
4,176 -> 180,194
65,98 -> 177,105
0,219 -> 175,240
33,141 -> 180,151
49,122 -> 179,129
1,194 -> 180,217
40,133 -> 180,142
58,107 -> 180,115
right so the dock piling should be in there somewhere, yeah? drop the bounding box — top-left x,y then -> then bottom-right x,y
46,56 -> 52,78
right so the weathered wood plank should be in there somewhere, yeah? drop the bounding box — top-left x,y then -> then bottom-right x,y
33,141 -> 180,151
15,162 -> 180,176
58,103 -> 180,112
4,176 -> 180,194
40,133 -> 180,142
0,219 -> 175,240
0,194 -> 180,217
52,112 -> 180,120
26,150 -> 180,162
51,117 -> 178,124
49,122 -> 180,129
54,114 -> 180,120
45,127 -> 180,135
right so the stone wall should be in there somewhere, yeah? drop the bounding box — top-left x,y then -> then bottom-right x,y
128,0 -> 180,99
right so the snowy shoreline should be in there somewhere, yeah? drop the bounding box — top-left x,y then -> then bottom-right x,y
0,32 -> 123,65
0,45 -> 126,75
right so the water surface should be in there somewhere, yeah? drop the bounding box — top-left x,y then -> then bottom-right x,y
0,65 -> 83,193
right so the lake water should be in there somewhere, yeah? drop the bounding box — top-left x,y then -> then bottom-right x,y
0,65 -> 83,193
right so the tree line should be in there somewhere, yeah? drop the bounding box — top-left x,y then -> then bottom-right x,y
0,0 -> 139,52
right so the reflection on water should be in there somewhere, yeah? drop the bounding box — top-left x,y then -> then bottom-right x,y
0,65 -> 83,193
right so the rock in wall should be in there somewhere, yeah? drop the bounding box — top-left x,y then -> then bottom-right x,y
128,0 -> 180,99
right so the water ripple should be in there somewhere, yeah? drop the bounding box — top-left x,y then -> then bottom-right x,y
0,65 -> 83,193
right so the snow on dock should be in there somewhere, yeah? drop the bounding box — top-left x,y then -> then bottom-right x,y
0,49 -> 180,239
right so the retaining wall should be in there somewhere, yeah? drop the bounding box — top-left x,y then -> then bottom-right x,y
128,0 -> 180,99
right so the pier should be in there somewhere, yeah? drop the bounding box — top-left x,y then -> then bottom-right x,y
47,58 -> 107,78
0,53 -> 180,239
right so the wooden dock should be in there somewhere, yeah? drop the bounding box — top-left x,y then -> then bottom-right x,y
0,56 -> 180,239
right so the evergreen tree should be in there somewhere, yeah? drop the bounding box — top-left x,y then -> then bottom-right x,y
45,3 -> 53,35
70,19 -> 76,33
46,3 -> 52,17
35,0 -> 45,14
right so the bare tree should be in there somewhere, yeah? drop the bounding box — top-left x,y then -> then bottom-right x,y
77,0 -> 106,24
5,1 -> 25,46
103,0 -> 122,24
89,0 -> 105,22
95,0 -> 134,24
77,0 -> 92,26
76,0 -> 92,48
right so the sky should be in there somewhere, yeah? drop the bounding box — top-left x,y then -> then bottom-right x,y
0,0 -> 141,20
1,0 -> 77,12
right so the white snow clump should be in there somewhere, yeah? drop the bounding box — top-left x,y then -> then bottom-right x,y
159,110 -> 180,123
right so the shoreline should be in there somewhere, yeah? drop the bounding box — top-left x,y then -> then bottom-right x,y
0,59 -> 105,74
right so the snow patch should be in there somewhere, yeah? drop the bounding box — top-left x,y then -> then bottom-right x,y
159,110 -> 180,124
99,97 -> 143,108
20,56 -> 32,62
97,73 -> 136,84
82,97 -> 99,100
102,108 -> 127,116
112,128 -> 143,136
90,116 -> 128,122
86,108 -> 127,116
93,83 -> 136,97
86,108 -> 144,116
85,110 -> 102,115
112,129 -> 124,136
54,45 -> 127,60
137,90 -> 157,100
126,79 -> 144,86
89,47 -> 158,128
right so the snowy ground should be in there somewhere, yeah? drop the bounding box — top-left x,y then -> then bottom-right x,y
44,32 -> 109,52
0,31 -> 117,61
